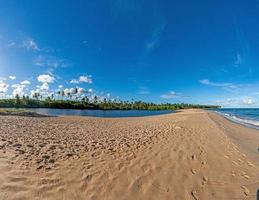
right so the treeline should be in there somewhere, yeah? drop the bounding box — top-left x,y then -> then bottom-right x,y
0,95 -> 220,110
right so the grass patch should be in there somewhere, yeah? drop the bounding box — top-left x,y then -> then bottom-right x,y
0,108 -> 48,117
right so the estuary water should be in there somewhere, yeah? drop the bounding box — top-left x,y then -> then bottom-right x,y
29,108 -> 174,118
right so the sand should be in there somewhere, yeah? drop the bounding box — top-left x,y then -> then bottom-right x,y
0,109 -> 258,200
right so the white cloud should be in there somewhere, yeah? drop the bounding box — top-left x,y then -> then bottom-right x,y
33,55 -> 70,68
63,88 -> 76,96
161,91 -> 178,99
11,83 -> 28,97
12,84 -> 26,88
199,79 -> 238,92
0,82 -> 9,93
70,79 -> 79,84
78,88 -> 85,94
30,89 -> 41,98
12,87 -> 24,97
37,74 -> 55,83
70,88 -> 77,95
21,80 -> 30,85
79,76 -> 92,83
199,79 -> 231,87
70,75 -> 93,84
9,76 -> 16,80
88,88 -> 93,93
22,38 -> 39,51
61,87 -> 93,98
242,97 -> 257,105
64,88 -> 70,95
215,96 -> 257,107
58,85 -> 63,89
39,83 -> 49,91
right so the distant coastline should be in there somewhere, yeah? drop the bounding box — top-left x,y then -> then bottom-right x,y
0,95 -> 220,111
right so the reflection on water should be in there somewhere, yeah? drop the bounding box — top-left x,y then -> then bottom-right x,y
29,108 -> 173,118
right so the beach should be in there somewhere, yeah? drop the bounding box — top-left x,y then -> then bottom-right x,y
0,109 -> 258,200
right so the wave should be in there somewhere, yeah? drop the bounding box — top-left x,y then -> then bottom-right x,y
231,116 -> 259,127
215,111 -> 259,128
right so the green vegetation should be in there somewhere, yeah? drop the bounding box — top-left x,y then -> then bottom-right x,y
0,108 -> 46,117
0,95 -> 220,110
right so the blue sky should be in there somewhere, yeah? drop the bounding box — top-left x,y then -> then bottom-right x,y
0,0 -> 259,107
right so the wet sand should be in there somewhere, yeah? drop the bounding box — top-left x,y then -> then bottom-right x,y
0,109 -> 258,199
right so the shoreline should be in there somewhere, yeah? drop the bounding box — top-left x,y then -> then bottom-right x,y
0,109 -> 258,199
214,109 -> 259,130
208,111 -> 259,165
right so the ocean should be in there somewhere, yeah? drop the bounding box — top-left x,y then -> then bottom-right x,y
215,108 -> 259,129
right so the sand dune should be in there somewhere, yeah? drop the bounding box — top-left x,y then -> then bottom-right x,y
0,109 -> 258,199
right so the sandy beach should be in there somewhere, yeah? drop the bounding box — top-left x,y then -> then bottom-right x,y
0,109 -> 258,200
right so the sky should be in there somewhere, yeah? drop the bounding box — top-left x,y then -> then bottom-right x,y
0,0 -> 259,107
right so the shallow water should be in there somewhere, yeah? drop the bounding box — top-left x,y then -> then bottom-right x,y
215,108 -> 259,128
29,108 -> 173,118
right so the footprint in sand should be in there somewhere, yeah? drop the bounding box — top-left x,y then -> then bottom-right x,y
241,186 -> 249,196
191,190 -> 199,200
191,168 -> 197,175
231,171 -> 236,177
243,175 -> 250,179
241,171 -> 250,179
224,155 -> 229,159
232,161 -> 239,166
247,161 -> 254,167
175,126 -> 182,129
202,176 -> 208,185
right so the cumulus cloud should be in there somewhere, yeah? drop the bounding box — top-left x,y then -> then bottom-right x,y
39,83 -> 49,91
242,97 -> 257,105
37,74 -> 55,83
9,76 -> 16,80
0,82 -> 9,93
60,87 -> 93,99
78,88 -> 85,94
21,80 -> 30,85
70,79 -> 79,84
63,88 -> 70,95
215,96 -> 257,107
9,80 -> 31,97
12,87 -> 24,97
11,83 -> 27,97
79,75 -> 92,83
30,89 -> 41,98
70,75 -> 93,84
